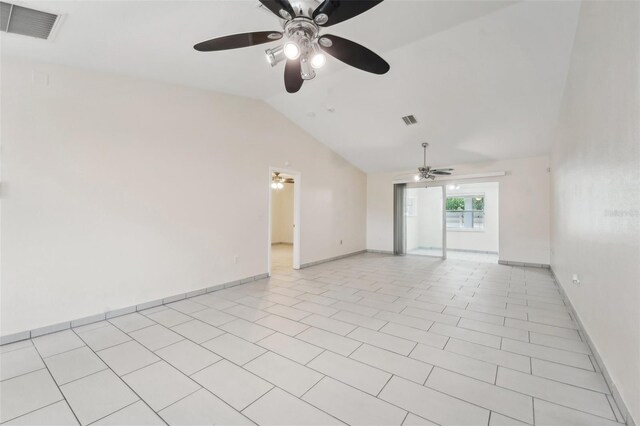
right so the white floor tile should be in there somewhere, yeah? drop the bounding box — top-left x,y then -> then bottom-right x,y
410,343 -> 497,383
301,314 -> 357,336
0,370 -> 63,423
155,339 -> 221,375
129,324 -> 184,351
61,369 -> 138,425
244,387 -> 343,426
426,367 -> 533,423
97,340 -> 160,376
380,323 -> 449,350
93,401 -> 164,425
224,304 -> 270,321
303,377 -> 406,426
332,311 -> 387,330
265,304 -> 312,321
501,338 -> 593,370
191,308 -> 237,326
430,322 -> 502,348
496,367 -> 615,420
145,308 -> 192,328
202,333 -> 266,365
458,318 -> 529,342
256,332 -> 323,364
108,313 -> 155,333
529,332 -> 591,355
307,351 -> 391,395
219,319 -> 275,342
166,299 -> 208,314
32,330 -> 85,358
379,376 -> 489,426
350,344 -> 432,384
45,346 -> 107,385
0,346 -> 45,381
159,388 -> 252,425
444,338 -> 531,373
347,327 -> 416,355
191,359 -> 273,410
256,314 -> 310,336
531,358 -> 609,393
245,352 -> 323,397
488,412 -> 529,426
533,399 -> 621,426
3,400 -> 78,426
293,301 -> 339,317
75,324 -> 131,351
122,361 -> 200,411
375,311 -> 434,331
402,413 -> 439,426
170,319 -> 224,343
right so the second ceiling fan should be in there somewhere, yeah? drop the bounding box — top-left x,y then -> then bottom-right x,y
193,0 -> 390,93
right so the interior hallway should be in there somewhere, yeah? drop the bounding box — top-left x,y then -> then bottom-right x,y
0,253 -> 622,425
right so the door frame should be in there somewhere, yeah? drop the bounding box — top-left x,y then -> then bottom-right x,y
403,183 -> 448,259
267,166 -> 301,275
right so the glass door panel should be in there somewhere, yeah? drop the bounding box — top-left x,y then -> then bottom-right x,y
405,186 -> 444,258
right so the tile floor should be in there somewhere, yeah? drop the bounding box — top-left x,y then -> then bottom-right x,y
0,252 -> 624,426
408,248 -> 499,264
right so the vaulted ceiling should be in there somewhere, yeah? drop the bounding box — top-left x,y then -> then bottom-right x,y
1,0 -> 581,172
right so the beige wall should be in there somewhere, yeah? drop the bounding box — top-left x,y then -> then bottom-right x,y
367,156 -> 550,264
271,183 -> 294,244
550,1 -> 640,423
0,58 -> 367,336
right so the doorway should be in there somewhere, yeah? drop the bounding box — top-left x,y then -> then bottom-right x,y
268,167 -> 301,275
445,182 -> 499,263
399,181 -> 500,263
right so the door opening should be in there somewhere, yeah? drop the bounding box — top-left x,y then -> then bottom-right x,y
444,182 -> 499,263
268,168 -> 301,275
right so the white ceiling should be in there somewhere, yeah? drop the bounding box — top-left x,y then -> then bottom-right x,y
1,0 -> 581,172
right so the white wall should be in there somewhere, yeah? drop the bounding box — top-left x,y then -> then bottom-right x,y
271,183 -> 294,244
0,58 -> 366,336
367,156 -> 550,264
550,2 -> 639,423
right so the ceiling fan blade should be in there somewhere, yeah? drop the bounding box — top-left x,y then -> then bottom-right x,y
319,35 -> 389,74
431,168 -> 454,172
430,171 -> 452,175
284,59 -> 303,93
259,0 -> 296,20
313,0 -> 383,27
194,31 -> 282,52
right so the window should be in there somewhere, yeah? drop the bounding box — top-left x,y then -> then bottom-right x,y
446,195 -> 485,230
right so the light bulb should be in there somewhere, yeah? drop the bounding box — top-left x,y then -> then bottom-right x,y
300,56 -> 316,80
447,185 -> 456,190
265,45 -> 286,67
271,182 -> 277,189
283,42 -> 300,60
414,175 -> 420,181
311,52 -> 326,69
277,182 -> 284,189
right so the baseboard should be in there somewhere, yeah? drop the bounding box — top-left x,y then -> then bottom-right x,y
498,259 -> 550,269
551,268 -> 635,426
271,242 -> 293,245
0,271 -> 269,346
300,249 -> 367,269
366,249 -> 394,255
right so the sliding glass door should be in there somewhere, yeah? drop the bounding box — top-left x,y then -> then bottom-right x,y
405,186 -> 446,258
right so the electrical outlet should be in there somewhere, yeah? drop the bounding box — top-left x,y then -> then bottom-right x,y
572,274 -> 580,286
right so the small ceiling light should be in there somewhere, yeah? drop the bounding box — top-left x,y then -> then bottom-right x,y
271,182 -> 278,189
277,182 -> 284,189
265,45 -> 286,67
414,175 -> 420,181
283,42 -> 300,60
311,46 -> 326,69
300,56 -> 316,80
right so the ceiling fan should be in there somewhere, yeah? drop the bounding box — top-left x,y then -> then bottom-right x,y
193,0 -> 390,93
412,142 -> 454,181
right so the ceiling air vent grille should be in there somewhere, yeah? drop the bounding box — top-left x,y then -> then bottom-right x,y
0,1 -> 58,40
402,115 -> 418,126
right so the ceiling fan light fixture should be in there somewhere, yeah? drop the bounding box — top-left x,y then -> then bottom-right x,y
414,175 -> 420,181
300,56 -> 316,80
283,41 -> 301,60
311,45 -> 326,68
266,45 -> 286,66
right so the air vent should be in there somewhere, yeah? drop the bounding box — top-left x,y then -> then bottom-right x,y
402,115 -> 418,126
0,2 -> 58,40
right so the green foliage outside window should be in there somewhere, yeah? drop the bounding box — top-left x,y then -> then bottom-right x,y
446,196 -> 484,211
